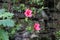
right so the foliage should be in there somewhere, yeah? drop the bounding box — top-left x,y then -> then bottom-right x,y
31,7 -> 36,14
55,31 -> 60,40
12,5 -> 20,12
11,0 -> 19,3
26,26 -> 33,32
15,24 -> 22,31
37,7 -> 44,14
0,9 -> 15,27
0,9 -> 14,18
0,30 -> 9,40
2,3 -> 8,10
0,19 -> 15,27
0,9 -> 15,40
29,0 -> 44,5
0,9 -> 6,13
0,0 -> 45,40
19,4 -> 26,11
0,12 -> 14,19
12,4 -> 26,12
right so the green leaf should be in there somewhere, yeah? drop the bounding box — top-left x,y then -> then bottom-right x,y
16,24 -> 22,30
5,19 -> 15,27
0,19 -> 15,27
25,17 -> 28,22
0,9 -> 6,14
29,0 -> 43,6
0,9 -> 14,19
10,28 -> 16,34
31,7 -> 36,13
0,30 -> 9,40
0,12 -> 14,19
0,9 -> 15,27
26,26 -> 33,32
19,4 -> 26,11
2,3 -> 8,9
11,0 -> 19,3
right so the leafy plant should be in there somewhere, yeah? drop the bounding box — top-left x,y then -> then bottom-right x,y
19,4 -> 26,11
2,3 -> 8,10
0,30 -> 9,40
0,0 -> 45,40
26,26 -> 33,33
12,4 -> 26,12
0,19 -> 15,27
0,9 -> 15,27
55,31 -> 60,40
29,0 -> 44,5
31,7 -> 36,14
12,5 -> 20,11
0,9 -> 15,40
0,12 -> 14,19
11,0 -> 19,3
37,9 -> 42,14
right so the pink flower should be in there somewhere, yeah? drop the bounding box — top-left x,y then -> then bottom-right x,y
34,23 -> 41,31
24,9 -> 32,17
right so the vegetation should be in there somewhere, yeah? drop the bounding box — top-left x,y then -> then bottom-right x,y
0,0 -> 59,40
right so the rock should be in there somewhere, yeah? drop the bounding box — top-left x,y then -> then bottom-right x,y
22,32 -> 30,38
56,1 -> 60,11
41,10 -> 48,20
30,33 -> 38,38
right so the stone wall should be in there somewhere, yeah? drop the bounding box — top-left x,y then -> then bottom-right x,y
55,0 -> 60,11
